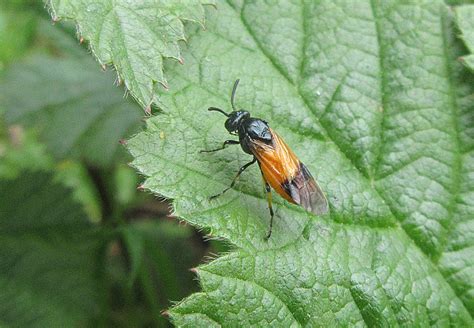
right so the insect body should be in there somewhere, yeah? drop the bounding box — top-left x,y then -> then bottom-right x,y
201,80 -> 329,239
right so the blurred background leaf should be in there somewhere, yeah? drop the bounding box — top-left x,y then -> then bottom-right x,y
0,1 -> 36,72
0,19 -> 143,167
0,1 -> 229,327
107,220 -> 209,327
0,171 -> 107,326
0,124 -> 53,179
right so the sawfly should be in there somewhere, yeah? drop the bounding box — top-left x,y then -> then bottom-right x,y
201,79 -> 329,239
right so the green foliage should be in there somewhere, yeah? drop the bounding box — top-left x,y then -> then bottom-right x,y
0,0 -> 470,326
0,125 -> 53,179
110,220 -> 205,327
56,160 -> 102,222
1,4 -> 211,327
113,164 -> 139,208
0,172 -> 106,326
126,0 -> 474,325
0,20 -> 143,167
455,5 -> 474,70
0,3 -> 36,71
46,0 -> 216,108
121,220 -> 202,302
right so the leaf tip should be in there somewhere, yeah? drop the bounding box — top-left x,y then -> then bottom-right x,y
145,105 -> 152,115
118,139 -> 127,146
137,184 -> 145,191
178,57 -> 184,65
79,36 -> 84,44
161,310 -> 170,318
159,81 -> 169,91
189,267 -> 199,274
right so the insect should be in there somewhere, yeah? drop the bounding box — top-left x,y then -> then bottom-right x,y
201,79 -> 329,239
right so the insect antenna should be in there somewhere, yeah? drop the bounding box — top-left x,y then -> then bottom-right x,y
208,107 -> 229,117
231,79 -> 240,111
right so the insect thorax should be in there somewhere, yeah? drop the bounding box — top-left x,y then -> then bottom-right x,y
239,118 -> 272,154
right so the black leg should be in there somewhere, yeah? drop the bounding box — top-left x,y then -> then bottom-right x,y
264,182 -> 274,240
200,140 -> 239,153
209,157 -> 257,199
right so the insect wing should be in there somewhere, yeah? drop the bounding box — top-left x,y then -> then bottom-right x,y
249,130 -> 299,203
250,129 -> 328,215
285,162 -> 328,215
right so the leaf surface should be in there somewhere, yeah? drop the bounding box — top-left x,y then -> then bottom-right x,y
46,0 -> 216,107
125,0 -> 474,325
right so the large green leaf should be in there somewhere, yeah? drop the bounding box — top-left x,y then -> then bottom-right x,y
0,20 -> 142,167
0,172 -> 106,326
455,5 -> 474,71
46,0 -> 216,108
125,0 -> 474,325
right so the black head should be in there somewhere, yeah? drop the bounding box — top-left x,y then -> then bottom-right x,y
207,79 -> 250,133
224,110 -> 250,133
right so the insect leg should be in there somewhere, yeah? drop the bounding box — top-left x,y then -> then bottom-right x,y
263,181 -> 274,240
257,166 -> 275,240
209,157 -> 257,199
199,140 -> 240,153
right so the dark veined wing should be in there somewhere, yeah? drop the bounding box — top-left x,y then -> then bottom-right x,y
284,162 -> 329,215
249,129 -> 329,215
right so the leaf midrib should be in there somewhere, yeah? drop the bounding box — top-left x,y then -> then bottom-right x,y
368,0 -> 389,182
439,7 -> 463,255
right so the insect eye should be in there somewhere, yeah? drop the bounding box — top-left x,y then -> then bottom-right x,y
225,119 -> 237,132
